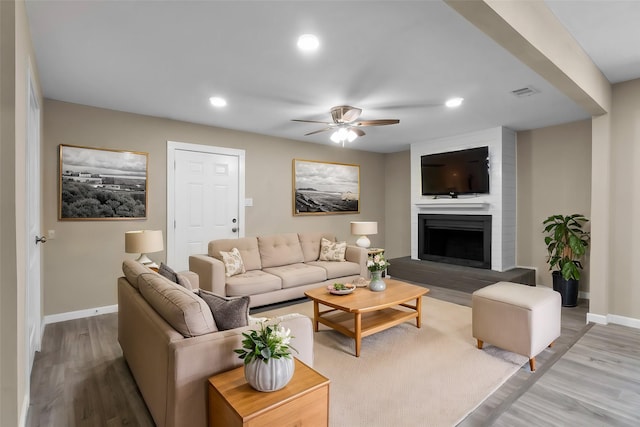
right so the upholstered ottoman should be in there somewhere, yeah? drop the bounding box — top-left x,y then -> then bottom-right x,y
472,281 -> 561,372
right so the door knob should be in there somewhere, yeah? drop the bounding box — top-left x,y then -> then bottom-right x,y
35,235 -> 47,244
232,227 -> 238,233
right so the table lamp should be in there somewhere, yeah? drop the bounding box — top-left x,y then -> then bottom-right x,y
125,230 -> 163,268
350,221 -> 378,248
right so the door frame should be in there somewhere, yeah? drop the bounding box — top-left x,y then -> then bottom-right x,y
25,62 -> 42,397
166,141 -> 246,266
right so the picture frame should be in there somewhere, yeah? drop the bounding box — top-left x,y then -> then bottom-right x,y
293,159 -> 360,215
59,144 -> 149,220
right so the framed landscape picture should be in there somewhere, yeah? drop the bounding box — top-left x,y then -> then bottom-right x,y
293,159 -> 360,216
59,144 -> 148,220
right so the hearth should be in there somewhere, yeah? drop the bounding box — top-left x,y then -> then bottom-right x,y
418,214 -> 491,269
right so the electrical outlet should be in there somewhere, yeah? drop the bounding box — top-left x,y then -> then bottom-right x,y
48,229 -> 56,239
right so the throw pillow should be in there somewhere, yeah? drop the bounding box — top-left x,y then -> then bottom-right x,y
158,262 -> 178,282
319,237 -> 347,262
220,247 -> 246,277
198,290 -> 250,331
158,263 -> 193,291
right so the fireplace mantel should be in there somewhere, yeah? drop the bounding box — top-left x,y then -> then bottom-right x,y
415,200 -> 489,210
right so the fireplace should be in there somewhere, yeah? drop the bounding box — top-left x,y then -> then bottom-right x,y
418,214 -> 491,269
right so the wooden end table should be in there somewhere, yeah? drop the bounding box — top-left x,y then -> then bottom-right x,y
208,358 -> 330,427
305,278 -> 428,357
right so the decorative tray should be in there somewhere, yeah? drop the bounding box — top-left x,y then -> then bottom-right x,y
327,284 -> 356,295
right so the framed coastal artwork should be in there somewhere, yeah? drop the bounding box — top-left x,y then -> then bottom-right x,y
59,144 -> 148,220
292,159 -> 360,216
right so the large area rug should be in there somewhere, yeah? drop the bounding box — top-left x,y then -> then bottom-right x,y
259,297 -> 527,427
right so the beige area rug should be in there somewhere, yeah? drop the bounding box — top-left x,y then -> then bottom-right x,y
260,297 -> 528,427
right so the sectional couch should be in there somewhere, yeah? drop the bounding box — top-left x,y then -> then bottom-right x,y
117,260 -> 314,427
189,232 -> 369,307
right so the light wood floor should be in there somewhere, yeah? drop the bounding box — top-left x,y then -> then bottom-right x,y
27,284 -> 640,426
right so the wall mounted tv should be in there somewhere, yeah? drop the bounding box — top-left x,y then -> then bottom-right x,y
421,146 -> 489,197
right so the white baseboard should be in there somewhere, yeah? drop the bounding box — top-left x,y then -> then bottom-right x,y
578,291 -> 590,300
43,304 -> 118,325
587,312 -> 640,329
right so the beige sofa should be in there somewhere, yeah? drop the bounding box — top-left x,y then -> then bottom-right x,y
189,232 -> 369,307
117,260 -> 314,427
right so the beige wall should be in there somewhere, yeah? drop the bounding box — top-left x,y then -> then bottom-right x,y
516,120 -> 592,291
384,150 -> 411,259
1,0 -> 42,425
42,100 -> 387,316
609,78 -> 640,318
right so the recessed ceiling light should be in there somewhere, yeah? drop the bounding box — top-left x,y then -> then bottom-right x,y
209,96 -> 227,107
445,97 -> 464,108
297,34 -> 320,51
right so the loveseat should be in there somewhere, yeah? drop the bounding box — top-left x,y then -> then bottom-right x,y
117,260 -> 314,427
189,232 -> 369,307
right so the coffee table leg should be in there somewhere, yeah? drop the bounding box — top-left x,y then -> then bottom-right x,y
416,296 -> 422,328
313,301 -> 319,332
354,313 -> 362,357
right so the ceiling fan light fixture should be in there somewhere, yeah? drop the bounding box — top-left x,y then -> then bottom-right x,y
297,34 -> 319,51
209,96 -> 227,107
445,97 -> 464,108
330,128 -> 358,145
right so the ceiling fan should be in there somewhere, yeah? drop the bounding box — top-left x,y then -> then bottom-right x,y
292,105 -> 400,145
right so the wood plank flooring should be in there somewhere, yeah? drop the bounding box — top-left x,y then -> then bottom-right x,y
27,280 -> 640,426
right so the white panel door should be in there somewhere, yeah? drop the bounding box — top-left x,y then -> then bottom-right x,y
173,149 -> 239,271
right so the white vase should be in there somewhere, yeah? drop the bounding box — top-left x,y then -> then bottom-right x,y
244,357 -> 295,392
369,270 -> 386,291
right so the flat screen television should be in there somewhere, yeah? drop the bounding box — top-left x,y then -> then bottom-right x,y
421,146 -> 489,197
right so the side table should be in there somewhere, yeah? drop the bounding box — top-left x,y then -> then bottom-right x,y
208,358 -> 330,427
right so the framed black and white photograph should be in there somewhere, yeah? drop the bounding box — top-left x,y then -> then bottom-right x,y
59,144 -> 148,220
293,159 -> 360,215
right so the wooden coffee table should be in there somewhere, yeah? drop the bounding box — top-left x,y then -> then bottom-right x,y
304,278 -> 428,357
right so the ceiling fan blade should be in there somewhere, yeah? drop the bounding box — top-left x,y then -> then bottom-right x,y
304,127 -> 334,136
292,119 -> 334,125
354,119 -> 400,126
351,127 -> 366,137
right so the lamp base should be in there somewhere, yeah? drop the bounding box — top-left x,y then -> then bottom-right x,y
356,236 -> 371,248
135,254 -> 158,269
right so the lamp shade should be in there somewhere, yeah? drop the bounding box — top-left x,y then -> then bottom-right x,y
125,230 -> 163,259
350,221 -> 378,236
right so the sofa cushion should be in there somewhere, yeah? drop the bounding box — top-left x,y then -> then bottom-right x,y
137,272 -> 218,337
319,237 -> 347,262
198,290 -> 250,331
157,262 -> 194,291
298,232 -> 336,262
209,237 -> 262,271
263,263 -> 327,289
220,248 -> 246,277
122,259 -> 154,290
307,260 -> 362,280
258,233 -> 304,268
225,270 -> 283,297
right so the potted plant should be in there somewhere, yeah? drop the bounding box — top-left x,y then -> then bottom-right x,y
542,214 -> 590,307
234,322 -> 297,392
367,252 -> 390,292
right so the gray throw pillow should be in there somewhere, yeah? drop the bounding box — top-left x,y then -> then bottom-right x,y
198,290 -> 250,331
158,262 -> 178,282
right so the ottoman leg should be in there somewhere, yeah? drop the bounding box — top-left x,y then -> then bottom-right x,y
477,339 -> 483,349
529,357 -> 536,372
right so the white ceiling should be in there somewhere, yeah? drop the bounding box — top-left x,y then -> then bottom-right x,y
25,1 -> 640,153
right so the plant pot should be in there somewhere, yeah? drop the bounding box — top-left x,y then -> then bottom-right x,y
368,270 -> 386,292
244,357 -> 295,392
552,272 -> 579,307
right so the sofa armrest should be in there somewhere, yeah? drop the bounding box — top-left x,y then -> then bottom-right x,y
166,313 -> 314,427
345,245 -> 368,277
177,270 -> 200,290
188,254 -> 226,295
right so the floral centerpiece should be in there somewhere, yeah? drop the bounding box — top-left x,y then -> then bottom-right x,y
234,322 -> 297,392
367,253 -> 390,272
367,253 -> 390,292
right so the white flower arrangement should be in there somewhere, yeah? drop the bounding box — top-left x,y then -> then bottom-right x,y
234,322 -> 297,364
367,253 -> 390,272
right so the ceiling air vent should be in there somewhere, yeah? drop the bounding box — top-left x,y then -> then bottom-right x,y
511,86 -> 539,98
